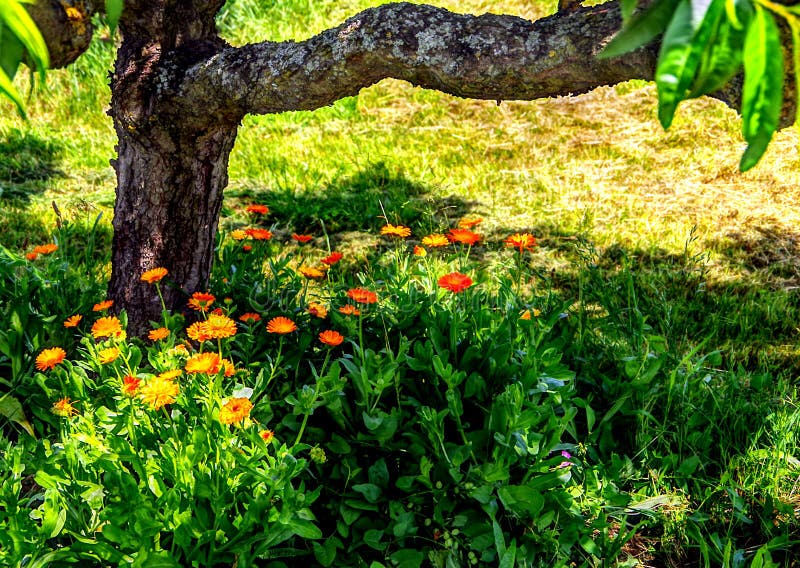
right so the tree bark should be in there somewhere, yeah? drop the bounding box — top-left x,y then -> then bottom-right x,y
23,0 -> 797,333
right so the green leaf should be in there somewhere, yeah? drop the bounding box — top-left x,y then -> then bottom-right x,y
389,550 -> 425,568
599,0 -> 682,59
0,393 -> 34,435
689,0 -> 751,96
621,0 -> 640,22
0,0 -> 48,77
105,0 -> 124,35
739,7 -> 784,172
497,485 -> 545,518
287,518 -> 322,539
655,0 -> 725,128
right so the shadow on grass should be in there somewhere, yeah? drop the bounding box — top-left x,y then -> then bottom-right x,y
225,161 -> 481,234
0,129 -> 63,203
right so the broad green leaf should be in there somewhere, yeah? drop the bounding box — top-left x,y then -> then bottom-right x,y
105,0 -> 123,35
621,0 -> 639,23
0,0 -> 48,77
739,7 -> 784,172
0,21 -> 24,80
599,0 -> 682,59
0,393 -> 34,435
656,0 -> 725,128
689,0 -> 751,96
0,67 -> 24,116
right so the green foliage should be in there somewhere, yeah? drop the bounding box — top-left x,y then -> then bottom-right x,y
601,0 -> 793,171
2,209 -> 799,566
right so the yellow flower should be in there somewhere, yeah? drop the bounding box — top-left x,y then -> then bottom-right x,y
203,313 -> 237,339
421,234 -> 449,248
307,302 -> 328,319
141,267 -> 168,284
380,224 -> 411,238
157,369 -> 183,381
230,229 -> 247,241
98,347 -> 120,364
186,321 -> 211,343
91,316 -> 123,339
140,376 -> 180,410
413,245 -> 427,257
148,327 -> 170,341
92,300 -> 114,312
63,314 -> 82,328
266,317 -> 297,334
185,352 -> 222,375
52,397 -> 77,417
298,266 -> 326,280
122,375 -> 141,397
36,347 -> 66,371
218,397 -> 253,425
260,429 -> 275,443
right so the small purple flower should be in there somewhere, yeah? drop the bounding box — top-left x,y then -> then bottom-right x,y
558,451 -> 573,469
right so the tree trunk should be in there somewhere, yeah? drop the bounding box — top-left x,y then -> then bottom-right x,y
106,3 -> 235,335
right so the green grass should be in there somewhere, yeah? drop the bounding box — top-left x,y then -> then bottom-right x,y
2,0 -> 800,565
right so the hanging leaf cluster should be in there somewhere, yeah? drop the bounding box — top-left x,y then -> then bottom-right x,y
601,0 -> 797,172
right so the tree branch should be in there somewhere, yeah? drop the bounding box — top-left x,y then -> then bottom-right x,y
183,1 -> 660,121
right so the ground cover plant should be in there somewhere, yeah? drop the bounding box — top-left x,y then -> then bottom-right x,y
1,0 -> 800,566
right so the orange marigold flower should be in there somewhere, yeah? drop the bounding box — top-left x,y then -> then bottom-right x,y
242,244 -> 253,252
93,299 -> 114,312
438,272 -> 473,293
319,330 -> 344,346
245,228 -> 273,241
307,302 -> 328,319
422,233 -> 450,248
292,233 -> 313,243
338,304 -> 360,316
141,267 -> 168,284
122,375 -> 141,397
260,429 -> 275,443
413,245 -> 427,257
458,217 -> 483,229
158,369 -> 183,381
299,265 -> 326,280
218,397 -> 253,425
52,397 -> 77,417
26,252 -> 38,261
239,312 -> 261,324
185,352 -> 222,375
140,376 -> 180,410
246,204 -> 269,215
63,314 -> 82,328
186,321 -> 211,342
380,224 -> 411,238
504,232 -> 537,252
221,358 -> 236,377
98,347 -> 120,364
266,316 -> 297,334
188,292 -> 215,311
346,287 -> 378,304
36,347 -> 66,371
520,310 -> 532,321
33,243 -> 58,255
321,251 -> 343,265
203,313 -> 237,339
230,229 -> 247,241
447,228 -> 481,246
148,327 -> 170,341
91,316 -> 123,339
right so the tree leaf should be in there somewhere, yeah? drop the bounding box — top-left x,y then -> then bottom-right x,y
656,0 -> 725,128
0,0 -> 48,77
105,0 -> 124,36
599,0 -> 682,59
688,0 -> 751,96
739,7 -> 784,172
